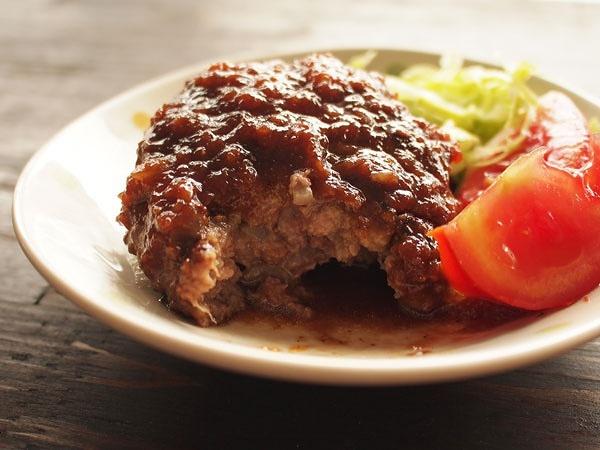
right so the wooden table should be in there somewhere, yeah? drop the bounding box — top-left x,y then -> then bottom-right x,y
2,1 -> 600,448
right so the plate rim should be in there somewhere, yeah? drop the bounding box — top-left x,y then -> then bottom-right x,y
12,46 -> 600,385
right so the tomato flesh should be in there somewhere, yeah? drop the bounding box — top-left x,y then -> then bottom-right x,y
431,95 -> 598,310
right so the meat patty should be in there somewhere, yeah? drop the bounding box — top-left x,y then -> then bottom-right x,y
118,54 -> 460,326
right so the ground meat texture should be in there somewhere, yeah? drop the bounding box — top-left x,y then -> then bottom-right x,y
118,54 -> 460,326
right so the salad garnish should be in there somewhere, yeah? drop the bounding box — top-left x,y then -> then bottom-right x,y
351,51 -> 539,175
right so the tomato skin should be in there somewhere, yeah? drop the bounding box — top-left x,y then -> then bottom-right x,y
431,110 -> 597,311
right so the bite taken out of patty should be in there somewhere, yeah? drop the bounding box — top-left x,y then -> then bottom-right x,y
118,54 -> 461,326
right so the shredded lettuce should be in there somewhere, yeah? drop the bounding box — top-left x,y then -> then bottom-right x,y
384,57 -> 538,169
347,52 -> 541,172
347,50 -> 378,70
438,120 -> 480,174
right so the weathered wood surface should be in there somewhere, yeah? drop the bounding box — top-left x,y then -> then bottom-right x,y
2,1 -> 600,448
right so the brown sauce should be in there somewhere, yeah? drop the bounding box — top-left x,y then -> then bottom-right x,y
236,263 -> 535,352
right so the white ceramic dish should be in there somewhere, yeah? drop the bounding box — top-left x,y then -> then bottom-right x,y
13,48 -> 600,385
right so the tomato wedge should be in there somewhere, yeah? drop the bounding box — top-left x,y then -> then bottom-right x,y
431,120 -> 599,310
457,91 -> 590,205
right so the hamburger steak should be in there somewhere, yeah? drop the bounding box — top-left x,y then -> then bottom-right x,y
118,54 -> 460,326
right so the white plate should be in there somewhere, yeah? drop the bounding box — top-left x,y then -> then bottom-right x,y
13,48 -> 600,385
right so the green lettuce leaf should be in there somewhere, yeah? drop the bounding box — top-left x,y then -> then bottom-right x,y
384,57 -> 538,170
